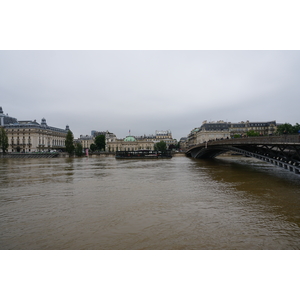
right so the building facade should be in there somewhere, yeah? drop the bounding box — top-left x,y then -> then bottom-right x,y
131,130 -> 177,149
76,130 -> 118,151
1,107 -> 69,153
186,120 -> 277,148
179,137 -> 188,151
76,135 -> 95,150
106,130 -> 177,152
107,135 -> 155,152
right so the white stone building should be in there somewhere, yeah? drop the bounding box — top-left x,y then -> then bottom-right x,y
1,107 -> 69,153
186,120 -> 277,148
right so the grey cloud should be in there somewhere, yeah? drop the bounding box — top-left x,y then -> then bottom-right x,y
1,50 -> 300,140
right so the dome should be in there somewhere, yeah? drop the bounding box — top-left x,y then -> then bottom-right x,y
41,118 -> 47,126
124,136 -> 136,142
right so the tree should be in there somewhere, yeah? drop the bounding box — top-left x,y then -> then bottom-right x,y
95,135 -> 106,151
65,130 -> 75,156
0,127 -> 9,153
154,141 -> 167,152
276,123 -> 300,135
276,123 -> 294,135
247,130 -> 259,137
90,143 -> 97,152
168,144 -> 176,150
168,143 -> 179,150
294,123 -> 300,134
75,142 -> 83,157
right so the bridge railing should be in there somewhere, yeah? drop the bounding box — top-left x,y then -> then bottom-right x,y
186,134 -> 300,151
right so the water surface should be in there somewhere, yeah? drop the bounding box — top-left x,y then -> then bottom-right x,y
1,156 -> 300,249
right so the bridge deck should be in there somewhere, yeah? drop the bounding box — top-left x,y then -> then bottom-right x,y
187,135 -> 300,150
185,135 -> 300,175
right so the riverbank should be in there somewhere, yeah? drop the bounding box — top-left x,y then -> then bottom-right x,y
1,152 -> 186,158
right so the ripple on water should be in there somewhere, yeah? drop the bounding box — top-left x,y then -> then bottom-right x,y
1,157 -> 300,249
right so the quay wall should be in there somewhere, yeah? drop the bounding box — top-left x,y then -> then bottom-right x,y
1,152 -> 182,159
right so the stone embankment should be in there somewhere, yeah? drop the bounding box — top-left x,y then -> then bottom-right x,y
0,153 -> 60,158
1,152 -> 185,159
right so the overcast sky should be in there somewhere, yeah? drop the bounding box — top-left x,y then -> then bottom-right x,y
2,1 -> 300,292
1,50 -> 300,140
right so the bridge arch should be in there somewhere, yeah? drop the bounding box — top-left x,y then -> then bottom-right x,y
185,135 -> 300,175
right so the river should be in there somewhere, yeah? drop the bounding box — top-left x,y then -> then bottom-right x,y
1,156 -> 300,249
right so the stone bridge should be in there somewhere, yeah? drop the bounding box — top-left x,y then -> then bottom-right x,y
185,135 -> 300,175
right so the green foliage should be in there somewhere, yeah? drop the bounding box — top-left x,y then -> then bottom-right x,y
95,135 -> 106,151
294,123 -> 300,133
168,142 -> 180,150
154,140 -> 167,152
0,127 -> 9,153
276,123 -> 293,134
75,142 -> 83,157
233,134 -> 241,138
65,130 -> 75,156
90,143 -> 97,152
247,130 -> 260,137
276,123 -> 300,135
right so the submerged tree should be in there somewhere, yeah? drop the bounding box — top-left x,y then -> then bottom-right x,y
65,130 -> 75,156
0,127 -> 9,153
154,141 -> 167,152
90,143 -> 97,152
168,142 -> 180,150
95,135 -> 106,151
75,142 -> 83,157
168,144 -> 176,150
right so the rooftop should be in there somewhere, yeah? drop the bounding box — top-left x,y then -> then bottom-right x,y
124,136 -> 136,142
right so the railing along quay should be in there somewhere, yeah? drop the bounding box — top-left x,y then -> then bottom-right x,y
0,153 -> 60,158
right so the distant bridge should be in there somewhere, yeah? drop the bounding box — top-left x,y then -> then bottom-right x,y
185,135 -> 300,175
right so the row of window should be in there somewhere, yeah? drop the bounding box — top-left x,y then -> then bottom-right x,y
9,139 -> 64,146
203,127 -> 274,132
